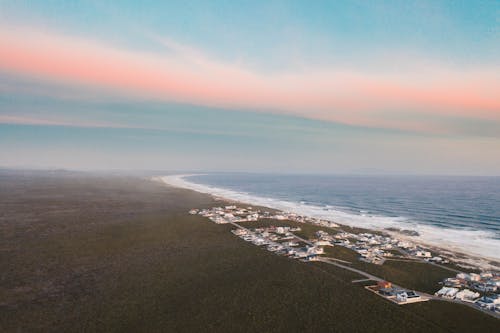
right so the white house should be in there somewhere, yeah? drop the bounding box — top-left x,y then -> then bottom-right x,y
435,287 -> 459,299
455,289 -> 480,302
469,273 -> 481,282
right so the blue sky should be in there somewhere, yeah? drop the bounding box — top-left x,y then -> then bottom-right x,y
0,1 -> 499,174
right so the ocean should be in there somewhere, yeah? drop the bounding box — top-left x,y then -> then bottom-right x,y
162,173 -> 500,264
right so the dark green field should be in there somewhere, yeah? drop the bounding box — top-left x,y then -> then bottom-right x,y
0,173 -> 498,332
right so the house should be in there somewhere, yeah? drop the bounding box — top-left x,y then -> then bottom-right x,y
435,287 -> 459,299
472,282 -> 497,293
415,251 -> 431,258
379,288 -> 397,297
307,246 -> 324,255
305,254 -> 319,261
379,287 -> 407,298
246,213 -> 259,221
293,250 -> 309,259
276,227 -> 287,234
396,290 -> 421,303
475,295 -> 500,310
428,256 -> 443,263
455,289 -> 480,302
443,278 -> 463,288
488,294 -> 500,304
469,273 -> 481,282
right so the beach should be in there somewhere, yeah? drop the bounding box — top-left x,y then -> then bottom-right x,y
1,172 -> 498,332
160,174 -> 500,271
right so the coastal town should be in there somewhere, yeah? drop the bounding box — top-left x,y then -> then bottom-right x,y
189,205 -> 500,316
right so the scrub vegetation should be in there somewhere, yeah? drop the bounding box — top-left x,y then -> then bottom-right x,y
0,172 -> 497,332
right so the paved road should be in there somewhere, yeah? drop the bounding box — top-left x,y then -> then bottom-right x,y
317,257 -> 383,282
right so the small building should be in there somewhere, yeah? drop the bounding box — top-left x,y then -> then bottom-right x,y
428,256 -> 443,263
472,282 -> 497,293
455,289 -> 480,302
443,278 -> 463,288
307,246 -> 324,255
379,288 -> 396,297
276,227 -> 287,234
435,287 -> 459,299
415,251 -> 431,258
305,254 -> 319,261
475,295 -> 499,310
469,273 -> 481,282
396,291 -> 421,303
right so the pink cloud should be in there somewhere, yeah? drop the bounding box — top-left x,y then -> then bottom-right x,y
1,25 -> 499,132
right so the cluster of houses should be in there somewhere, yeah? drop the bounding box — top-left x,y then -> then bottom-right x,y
323,230 -> 397,264
329,230 -> 451,265
436,272 -> 500,312
232,226 -> 324,261
272,212 -> 340,228
190,206 -> 453,267
189,206 -> 260,223
189,205 -> 500,313
189,206 -> 340,228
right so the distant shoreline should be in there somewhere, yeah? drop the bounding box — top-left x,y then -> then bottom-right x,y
155,174 -> 500,272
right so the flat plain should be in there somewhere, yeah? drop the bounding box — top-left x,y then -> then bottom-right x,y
0,172 -> 498,332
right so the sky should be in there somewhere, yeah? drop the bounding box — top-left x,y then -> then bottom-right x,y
0,0 -> 499,174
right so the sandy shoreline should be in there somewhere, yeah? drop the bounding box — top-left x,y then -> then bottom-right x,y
156,174 -> 500,272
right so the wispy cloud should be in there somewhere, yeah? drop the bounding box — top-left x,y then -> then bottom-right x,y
0,115 -> 134,129
0,114 -> 267,139
1,24 -> 499,133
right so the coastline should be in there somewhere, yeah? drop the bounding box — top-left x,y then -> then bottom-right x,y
155,174 -> 500,272
2,172 -> 499,331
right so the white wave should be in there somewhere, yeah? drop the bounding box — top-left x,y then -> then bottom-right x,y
157,174 -> 500,264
